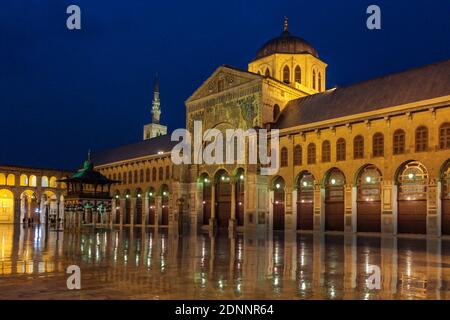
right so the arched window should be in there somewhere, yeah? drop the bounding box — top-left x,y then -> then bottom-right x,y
134,170 -> 138,183
307,143 -> 316,164
146,168 -> 150,182
283,65 -> 290,83
312,69 -> 316,90
293,145 -> 302,166
0,173 -> 5,185
265,68 -> 270,77
318,72 -> 322,91
294,66 -> 301,84
393,129 -> 405,155
273,104 -> 280,121
322,140 -> 331,162
41,176 -> 48,187
353,135 -> 364,159
118,173 -> 122,184
159,167 -> 164,181
113,173 -> 117,181
280,147 -> 288,167
336,138 -> 346,161
165,166 -> 170,180
49,176 -> 57,188
29,175 -> 37,187
439,122 -> 450,149
140,169 -> 144,183
123,173 -> 127,184
152,168 -> 157,181
372,133 -> 384,157
415,126 -> 428,152
20,174 -> 28,186
128,171 -> 133,184
6,174 -> 15,186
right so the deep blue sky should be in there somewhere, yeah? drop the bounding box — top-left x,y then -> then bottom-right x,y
1,0 -> 449,170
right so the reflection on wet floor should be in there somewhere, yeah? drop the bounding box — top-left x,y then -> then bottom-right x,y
0,224 -> 450,299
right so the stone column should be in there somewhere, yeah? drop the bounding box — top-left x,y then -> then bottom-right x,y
381,180 -> 395,234
344,184 -> 353,233
130,197 -> 136,227
313,184 -> 324,232
427,179 -> 439,236
143,195 -> 149,228
351,185 -> 357,232
209,184 -> 216,231
284,186 -> 294,232
155,196 -> 162,226
229,181 -> 236,233
291,189 -> 297,232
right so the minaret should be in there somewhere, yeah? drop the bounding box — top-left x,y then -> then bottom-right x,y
151,75 -> 161,124
143,74 -> 167,140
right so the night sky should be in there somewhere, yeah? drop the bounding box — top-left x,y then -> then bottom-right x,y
1,0 -> 449,170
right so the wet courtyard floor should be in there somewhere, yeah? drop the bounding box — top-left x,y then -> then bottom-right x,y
1,224 -> 450,299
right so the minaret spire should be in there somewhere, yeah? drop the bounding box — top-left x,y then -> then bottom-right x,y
283,16 -> 288,32
151,73 -> 161,124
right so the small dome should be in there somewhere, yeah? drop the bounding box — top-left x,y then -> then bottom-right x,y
255,18 -> 318,60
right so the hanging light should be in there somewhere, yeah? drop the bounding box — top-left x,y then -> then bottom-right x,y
302,181 -> 308,187
365,176 -> 372,183
240,174 -> 244,180
275,183 -> 281,189
408,173 -> 414,179
204,178 -> 209,183
331,179 -> 336,185
137,193 -> 141,198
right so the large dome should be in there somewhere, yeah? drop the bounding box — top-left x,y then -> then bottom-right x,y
255,19 -> 318,60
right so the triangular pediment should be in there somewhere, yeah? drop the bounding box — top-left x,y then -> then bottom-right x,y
186,65 -> 262,103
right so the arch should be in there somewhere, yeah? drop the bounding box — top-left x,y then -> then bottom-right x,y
160,184 -> 169,225
145,168 -> 150,182
295,171 -> 315,230
199,172 -> 212,226
441,159 -> 450,235
280,147 -> 288,167
294,65 -> 301,84
439,122 -> 450,150
20,190 -> 38,224
20,174 -> 28,186
283,65 -> 290,83
307,143 -> 316,164
393,129 -> 405,155
273,104 -> 280,121
372,132 -> 384,157
396,160 -> 428,234
0,173 -> 5,185
293,144 -> 302,166
271,176 -> 285,230
0,189 -> 14,224
234,168 -> 245,226
336,138 -> 346,161
353,135 -> 364,159
322,140 -> 331,162
49,176 -> 57,188
355,164 -> 382,232
147,186 -> 156,225
324,168 -> 346,231
214,169 -> 231,228
139,169 -> 144,183
6,174 -> 15,186
128,171 -> 132,184
42,190 -> 58,224
415,126 -> 428,152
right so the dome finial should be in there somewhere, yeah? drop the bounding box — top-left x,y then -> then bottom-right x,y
283,16 -> 288,32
